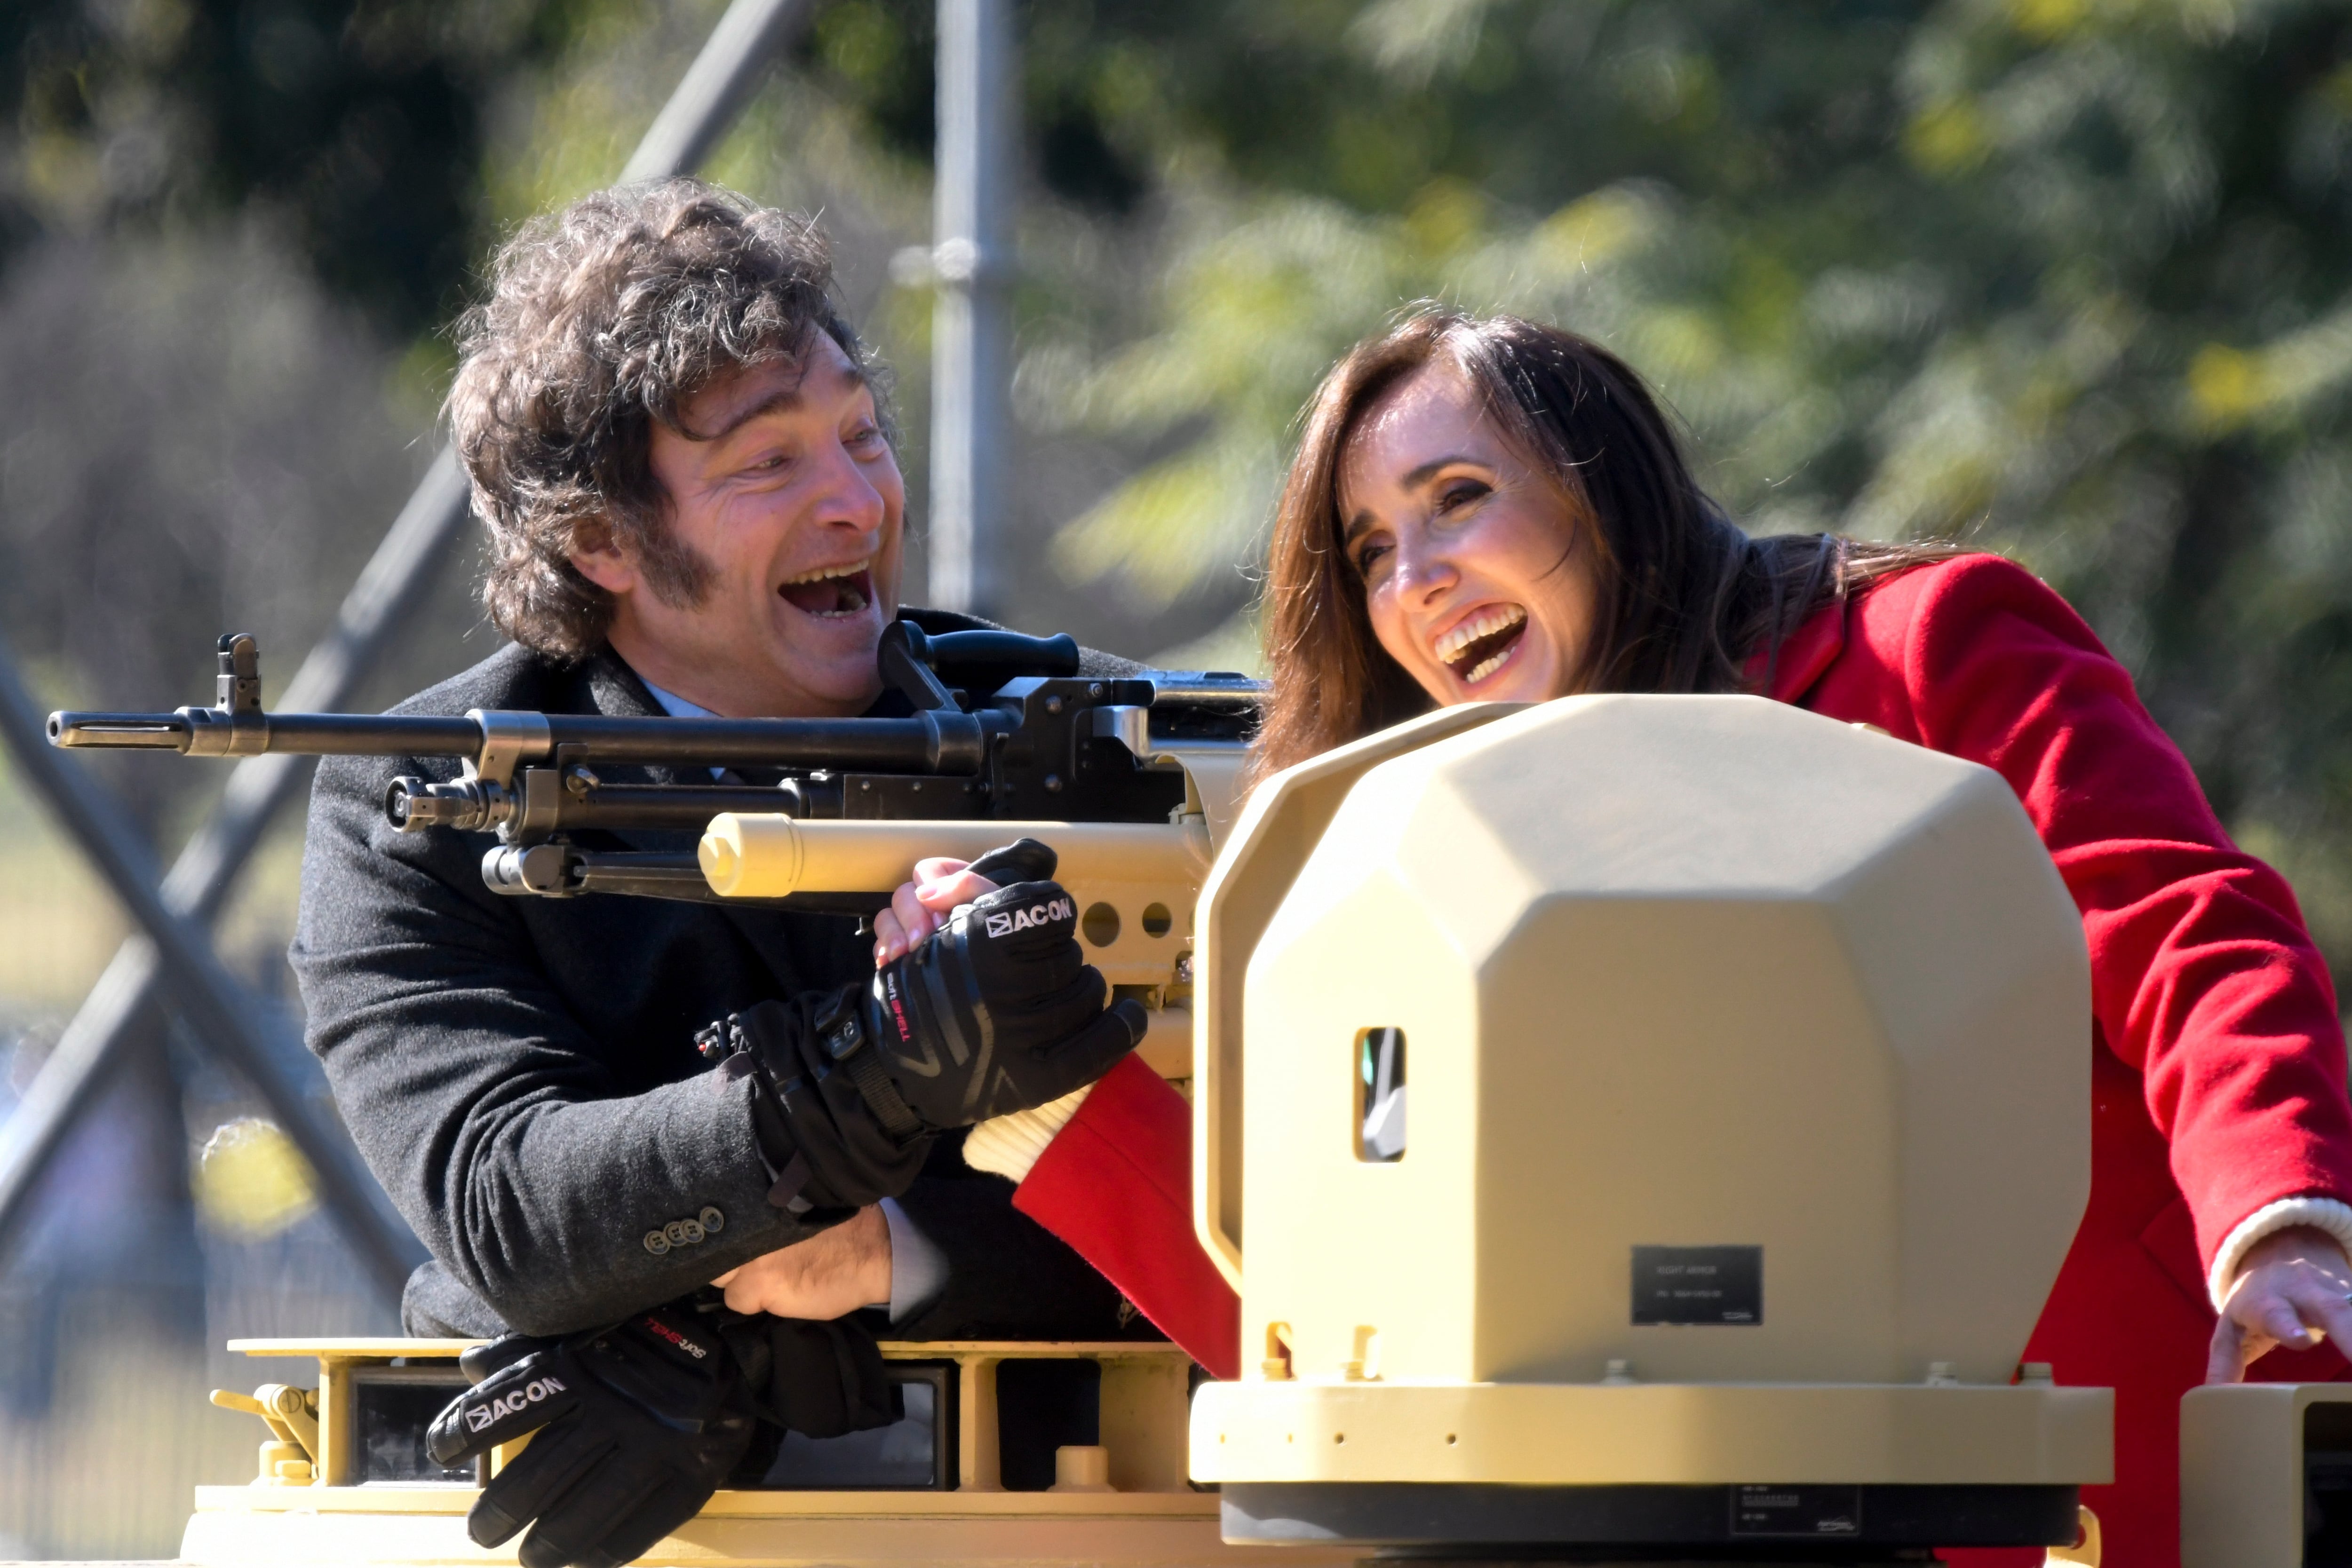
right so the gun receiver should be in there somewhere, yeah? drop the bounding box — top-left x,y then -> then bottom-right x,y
51,626 -> 1259,1065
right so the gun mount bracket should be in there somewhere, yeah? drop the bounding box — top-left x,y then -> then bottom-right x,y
465,708 -> 554,788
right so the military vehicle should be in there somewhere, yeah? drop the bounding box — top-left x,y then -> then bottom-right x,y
57,636 -> 2352,1566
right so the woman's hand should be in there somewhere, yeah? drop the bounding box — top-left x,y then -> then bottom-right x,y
871,857 -> 1001,966
2206,1225 -> 2352,1381
711,1204 -> 891,1320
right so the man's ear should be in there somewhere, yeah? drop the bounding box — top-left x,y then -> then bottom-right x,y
569,522 -> 639,597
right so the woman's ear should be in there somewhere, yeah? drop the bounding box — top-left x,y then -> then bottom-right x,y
569,521 -> 639,597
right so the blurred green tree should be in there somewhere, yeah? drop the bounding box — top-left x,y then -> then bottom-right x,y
0,0 -> 589,334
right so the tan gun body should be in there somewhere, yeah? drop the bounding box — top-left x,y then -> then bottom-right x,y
699,812 -> 1215,1077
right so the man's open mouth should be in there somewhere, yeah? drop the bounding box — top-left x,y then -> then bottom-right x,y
778,557 -> 874,619
1436,603 -> 1529,687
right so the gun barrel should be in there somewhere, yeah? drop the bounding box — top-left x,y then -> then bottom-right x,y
257,714 -> 488,754
49,708 -> 485,757
538,714 -> 980,771
698,814 -> 1211,899
50,706 -> 988,772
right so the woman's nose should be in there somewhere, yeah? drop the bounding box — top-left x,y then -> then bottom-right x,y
1393,526 -> 1458,602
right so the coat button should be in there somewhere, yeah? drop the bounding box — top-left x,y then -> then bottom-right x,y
700,1205 -> 724,1233
644,1231 -> 670,1256
679,1219 -> 706,1245
664,1220 -> 692,1247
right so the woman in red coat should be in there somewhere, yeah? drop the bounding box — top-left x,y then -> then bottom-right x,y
881,310 -> 2352,1568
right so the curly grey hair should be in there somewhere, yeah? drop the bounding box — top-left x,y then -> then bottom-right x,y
446,178 -> 881,660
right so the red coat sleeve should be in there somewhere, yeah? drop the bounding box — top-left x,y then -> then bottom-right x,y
1819,554 -> 2352,1272
1008,1053 -> 1241,1378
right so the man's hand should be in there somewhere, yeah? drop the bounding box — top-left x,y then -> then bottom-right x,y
873,836 -> 1059,966
2207,1225 -> 2352,1382
866,871 -> 1143,1128
712,1203 -> 892,1320
874,856 -> 997,966
426,1312 -> 755,1568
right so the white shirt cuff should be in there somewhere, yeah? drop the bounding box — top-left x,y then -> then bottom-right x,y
962,1084 -> 1095,1186
2208,1195 -> 2352,1309
877,1197 -> 948,1323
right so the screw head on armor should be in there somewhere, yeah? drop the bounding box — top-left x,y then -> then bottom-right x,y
868,877 -> 1145,1131
425,1311 -> 755,1568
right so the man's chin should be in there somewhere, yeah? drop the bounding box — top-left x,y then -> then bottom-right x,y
767,615 -> 891,708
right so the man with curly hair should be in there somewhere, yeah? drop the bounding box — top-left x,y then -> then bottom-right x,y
290,180 -> 1153,1568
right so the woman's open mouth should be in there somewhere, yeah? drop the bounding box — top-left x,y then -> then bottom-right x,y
777,557 -> 874,619
1436,603 -> 1529,687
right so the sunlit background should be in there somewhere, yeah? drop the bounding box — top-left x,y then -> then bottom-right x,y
6,0 -> 2352,1554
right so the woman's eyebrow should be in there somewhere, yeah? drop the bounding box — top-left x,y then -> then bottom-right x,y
1401,453 -> 1482,489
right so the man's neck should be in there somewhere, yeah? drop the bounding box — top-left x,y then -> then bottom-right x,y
602,626 -> 871,720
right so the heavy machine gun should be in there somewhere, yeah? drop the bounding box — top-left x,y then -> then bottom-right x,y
50,622 -> 1260,1069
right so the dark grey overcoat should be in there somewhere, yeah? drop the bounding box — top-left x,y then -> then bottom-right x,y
290,616 -> 1151,1342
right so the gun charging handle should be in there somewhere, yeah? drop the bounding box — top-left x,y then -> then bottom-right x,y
386,774 -> 504,833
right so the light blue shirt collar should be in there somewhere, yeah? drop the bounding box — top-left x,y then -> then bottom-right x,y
638,678 -> 715,721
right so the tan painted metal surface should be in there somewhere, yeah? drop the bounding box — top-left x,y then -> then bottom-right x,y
1192,694 -> 2107,1489
2179,1380 -> 2352,1567
192,1339 -> 1344,1568
1192,1380 -> 2111,1486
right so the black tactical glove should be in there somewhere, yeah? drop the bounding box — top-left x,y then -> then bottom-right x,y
866,867 -> 1145,1128
426,1309 -> 755,1568
707,840 -> 1144,1213
705,986 -> 935,1213
716,1314 -> 900,1436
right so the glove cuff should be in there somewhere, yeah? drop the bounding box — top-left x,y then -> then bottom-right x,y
963,1083 -> 1094,1185
834,987 -> 924,1142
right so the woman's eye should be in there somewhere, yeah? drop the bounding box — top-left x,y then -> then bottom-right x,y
1436,480 -> 1490,513
1354,541 -> 1392,574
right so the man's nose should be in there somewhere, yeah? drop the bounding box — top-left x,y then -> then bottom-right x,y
806,438 -> 888,532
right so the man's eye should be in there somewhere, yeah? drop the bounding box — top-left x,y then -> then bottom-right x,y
846,425 -> 882,449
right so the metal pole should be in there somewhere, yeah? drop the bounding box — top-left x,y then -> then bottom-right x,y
0,0 -> 816,1263
621,0 -> 813,182
927,0 -> 1016,617
0,640 -> 422,1300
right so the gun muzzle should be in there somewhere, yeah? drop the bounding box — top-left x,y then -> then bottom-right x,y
48,711 -> 197,750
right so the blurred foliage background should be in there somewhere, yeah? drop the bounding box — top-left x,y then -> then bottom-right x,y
4,0 -> 2352,1553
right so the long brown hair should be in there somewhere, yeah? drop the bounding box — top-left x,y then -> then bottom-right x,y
1254,309 -> 1963,776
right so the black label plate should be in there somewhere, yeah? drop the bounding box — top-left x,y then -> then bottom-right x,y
1730,1484 -> 1863,1537
1630,1244 -> 1762,1325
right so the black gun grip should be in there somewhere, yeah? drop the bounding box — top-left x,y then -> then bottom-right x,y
967,838 -> 1057,885
926,629 -> 1082,690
